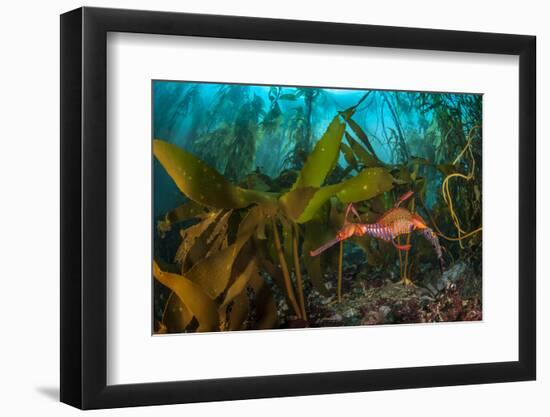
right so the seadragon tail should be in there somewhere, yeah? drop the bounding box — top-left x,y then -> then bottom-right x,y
421,227 -> 445,272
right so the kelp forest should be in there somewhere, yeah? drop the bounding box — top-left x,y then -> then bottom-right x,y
152,81 -> 482,334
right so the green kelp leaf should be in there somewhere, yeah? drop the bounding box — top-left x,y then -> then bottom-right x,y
296,185 -> 338,224
337,104 -> 358,122
186,206 -> 264,299
291,116 -> 346,190
335,168 -> 394,203
153,261 -> 219,332
346,117 -> 378,158
340,142 -> 358,169
393,166 -> 412,185
161,292 -> 194,333
345,132 -> 380,167
296,168 -> 394,223
279,186 -> 317,221
153,140 -> 273,209
329,199 -> 345,228
302,219 -> 331,296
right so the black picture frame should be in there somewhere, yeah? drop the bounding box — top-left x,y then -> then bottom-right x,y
60,6 -> 536,410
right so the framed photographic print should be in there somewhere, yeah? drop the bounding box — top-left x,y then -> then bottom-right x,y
60,6 -> 536,409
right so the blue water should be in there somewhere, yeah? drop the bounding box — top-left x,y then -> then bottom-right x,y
152,80 -> 481,219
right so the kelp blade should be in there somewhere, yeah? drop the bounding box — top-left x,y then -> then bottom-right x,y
278,186 -> 318,221
185,205 -> 264,299
221,257 -> 259,308
153,261 -> 219,332
161,292 -> 194,333
346,117 -> 379,158
291,116 -> 346,190
295,167 -> 394,223
345,132 -> 380,167
153,140 -> 272,209
335,167 -> 394,203
302,218 -> 332,296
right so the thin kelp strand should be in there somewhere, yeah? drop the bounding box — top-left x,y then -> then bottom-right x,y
440,126 -> 482,246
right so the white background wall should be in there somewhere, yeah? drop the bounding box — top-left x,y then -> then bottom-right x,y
0,0 -> 546,415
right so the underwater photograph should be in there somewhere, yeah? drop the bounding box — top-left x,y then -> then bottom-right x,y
152,80 -> 482,334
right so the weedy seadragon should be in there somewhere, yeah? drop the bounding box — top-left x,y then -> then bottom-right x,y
309,191 -> 445,271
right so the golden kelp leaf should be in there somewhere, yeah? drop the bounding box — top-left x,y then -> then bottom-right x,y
155,321 -> 168,334
153,140 -> 272,209
291,116 -> 345,190
161,292 -> 194,333
153,261 -> 219,332
255,220 -> 267,240
249,274 -> 279,329
207,210 -> 232,245
296,168 -> 394,223
186,207 -> 263,299
157,200 -> 206,237
226,291 -> 249,331
437,163 -> 457,177
278,186 -> 317,221
244,172 -> 271,192
345,132 -> 379,167
205,230 -> 229,259
174,211 -> 220,267
258,255 -> 286,294
346,117 -> 378,158
186,240 -> 247,299
221,257 -> 259,308
238,203 -> 273,237
204,210 -> 232,258
280,216 -> 294,269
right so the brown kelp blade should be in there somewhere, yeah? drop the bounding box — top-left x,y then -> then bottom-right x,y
309,236 -> 342,257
